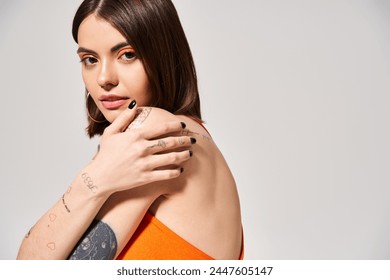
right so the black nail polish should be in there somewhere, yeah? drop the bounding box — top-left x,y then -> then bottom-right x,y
128,100 -> 136,109
189,150 -> 193,157
190,137 -> 197,144
181,122 -> 186,129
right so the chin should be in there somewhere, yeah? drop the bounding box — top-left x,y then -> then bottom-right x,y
102,109 -> 124,124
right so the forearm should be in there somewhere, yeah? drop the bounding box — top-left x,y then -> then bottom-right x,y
17,170 -> 110,259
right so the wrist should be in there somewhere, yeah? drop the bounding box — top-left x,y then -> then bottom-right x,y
75,164 -> 114,200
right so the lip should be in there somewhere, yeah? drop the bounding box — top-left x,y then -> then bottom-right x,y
99,94 -> 129,110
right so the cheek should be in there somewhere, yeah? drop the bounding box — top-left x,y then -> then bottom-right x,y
138,67 -> 153,104
136,81 -> 152,106
122,66 -> 152,105
82,70 -> 94,93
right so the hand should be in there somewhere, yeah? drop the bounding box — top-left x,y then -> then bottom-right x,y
84,101 -> 194,196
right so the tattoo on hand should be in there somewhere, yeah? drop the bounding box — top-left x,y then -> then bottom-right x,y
81,172 -> 98,193
148,139 -> 167,149
68,220 -> 117,260
127,107 -> 152,130
181,129 -> 211,142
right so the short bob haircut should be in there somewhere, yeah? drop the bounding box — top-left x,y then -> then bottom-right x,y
72,0 -> 202,137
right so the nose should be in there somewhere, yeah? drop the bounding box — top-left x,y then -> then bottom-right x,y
97,60 -> 118,91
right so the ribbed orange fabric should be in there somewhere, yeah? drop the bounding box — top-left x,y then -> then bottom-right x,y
116,211 -> 244,260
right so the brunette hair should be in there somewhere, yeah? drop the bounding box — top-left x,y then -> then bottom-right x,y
72,0 -> 202,137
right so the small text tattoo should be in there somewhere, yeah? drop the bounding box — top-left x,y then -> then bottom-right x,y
62,194 -> 71,213
148,139 -> 167,149
68,220 -> 117,260
127,107 -> 152,130
81,172 -> 98,193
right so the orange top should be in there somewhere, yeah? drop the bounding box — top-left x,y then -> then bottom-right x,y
117,211 -> 244,260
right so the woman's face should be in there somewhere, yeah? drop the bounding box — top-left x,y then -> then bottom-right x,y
77,15 -> 151,123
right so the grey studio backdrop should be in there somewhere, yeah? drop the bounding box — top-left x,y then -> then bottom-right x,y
0,0 -> 389,260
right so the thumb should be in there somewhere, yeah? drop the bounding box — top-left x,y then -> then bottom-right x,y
104,100 -> 137,135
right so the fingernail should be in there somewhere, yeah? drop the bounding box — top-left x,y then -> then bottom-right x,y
190,138 -> 197,144
181,122 -> 186,129
189,150 -> 193,157
128,100 -> 136,109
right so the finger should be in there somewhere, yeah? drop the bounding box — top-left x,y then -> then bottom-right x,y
138,120 -> 187,140
104,100 -> 137,135
146,167 -> 184,182
146,150 -> 192,170
145,136 -> 196,154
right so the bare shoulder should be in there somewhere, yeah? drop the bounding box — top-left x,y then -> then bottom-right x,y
128,107 -> 176,128
129,107 -> 213,143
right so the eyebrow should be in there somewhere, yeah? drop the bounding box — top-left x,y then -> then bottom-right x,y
77,42 -> 131,54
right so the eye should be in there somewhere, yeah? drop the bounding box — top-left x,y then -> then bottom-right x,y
80,56 -> 98,66
120,51 -> 136,61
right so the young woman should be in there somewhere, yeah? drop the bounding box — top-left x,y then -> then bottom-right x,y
17,0 -> 242,260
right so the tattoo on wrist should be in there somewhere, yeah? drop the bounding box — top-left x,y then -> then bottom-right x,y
148,139 -> 167,149
127,107 -> 152,130
62,194 -> 71,213
81,172 -> 98,193
68,220 -> 117,260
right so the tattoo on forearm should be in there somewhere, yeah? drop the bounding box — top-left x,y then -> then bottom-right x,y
127,107 -> 152,130
62,194 -> 71,213
68,220 -> 117,260
47,242 -> 56,251
81,172 -> 98,193
148,139 -> 167,149
49,213 -> 57,222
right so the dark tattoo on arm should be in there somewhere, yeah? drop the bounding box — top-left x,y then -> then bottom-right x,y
127,107 -> 152,130
81,172 -> 98,193
68,220 -> 117,260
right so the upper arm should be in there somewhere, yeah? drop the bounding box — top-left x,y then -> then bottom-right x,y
94,185 -> 160,259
